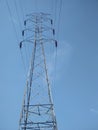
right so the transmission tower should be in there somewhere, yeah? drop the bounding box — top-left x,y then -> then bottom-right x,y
19,12 -> 58,130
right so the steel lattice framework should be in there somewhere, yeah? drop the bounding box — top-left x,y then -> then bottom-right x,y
19,13 -> 58,130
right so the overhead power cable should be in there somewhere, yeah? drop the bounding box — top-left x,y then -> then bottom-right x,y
18,0 -> 32,70
57,0 -> 63,41
5,0 -> 26,72
5,0 -> 19,42
14,0 -> 28,71
52,0 -> 63,90
14,0 -> 22,31
49,0 -> 58,90
54,0 -> 58,28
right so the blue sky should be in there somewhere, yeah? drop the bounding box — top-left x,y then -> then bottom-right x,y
0,0 -> 98,130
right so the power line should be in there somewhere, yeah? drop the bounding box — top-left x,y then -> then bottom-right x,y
5,0 -> 26,73
54,0 -> 58,28
17,0 -> 30,71
14,0 -> 22,31
14,0 -> 31,73
14,0 -> 28,72
5,0 -> 19,43
18,0 -> 32,70
57,0 -> 63,41
52,0 -> 63,90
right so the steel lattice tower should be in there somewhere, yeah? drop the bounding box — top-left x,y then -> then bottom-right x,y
19,13 -> 58,130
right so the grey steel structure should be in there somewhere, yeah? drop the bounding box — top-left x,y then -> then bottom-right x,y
19,13 -> 58,130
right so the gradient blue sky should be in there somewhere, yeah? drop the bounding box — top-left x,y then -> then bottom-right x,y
0,0 -> 98,130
